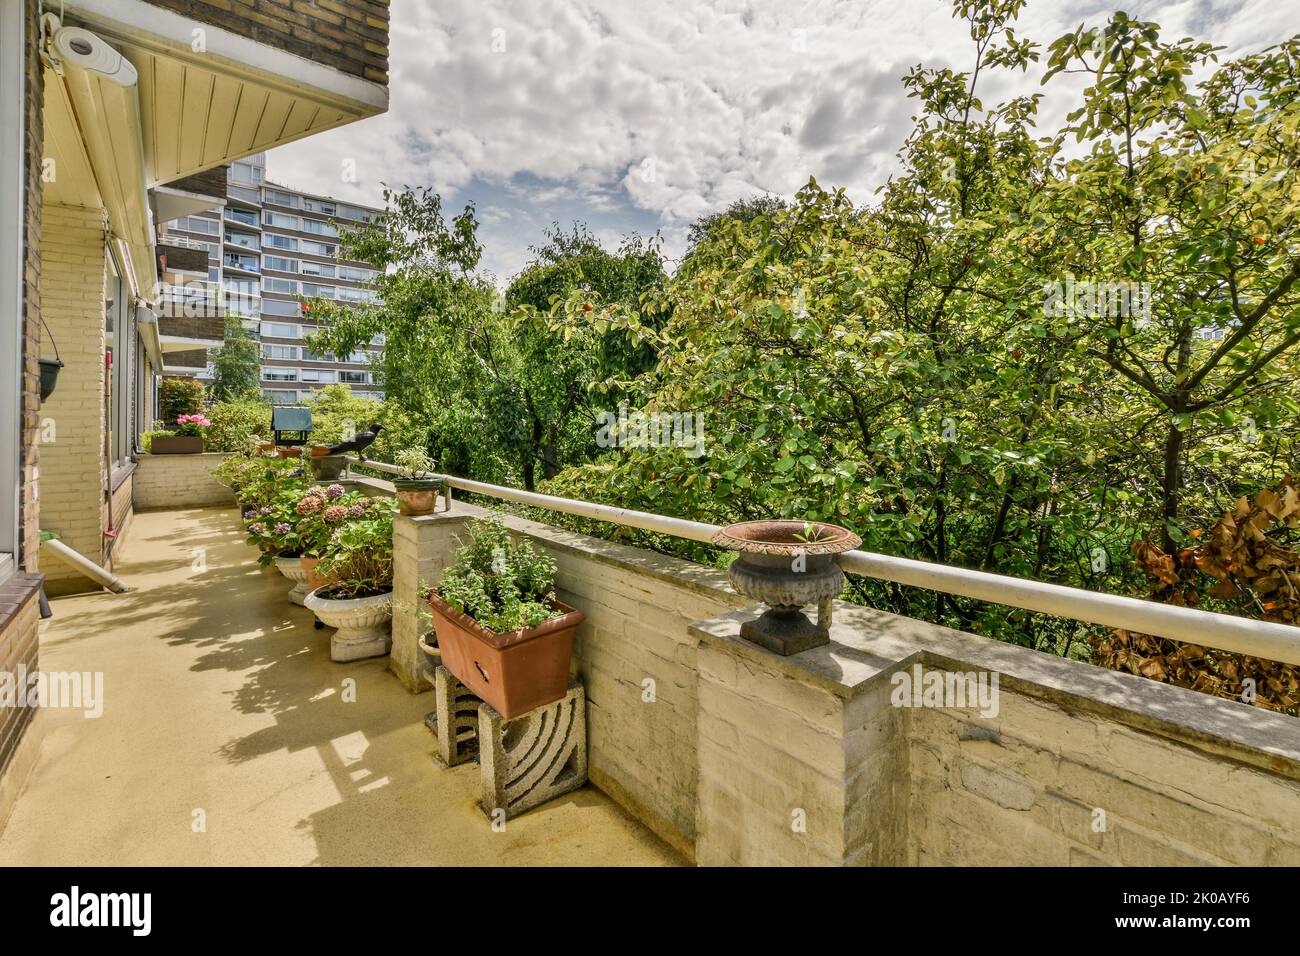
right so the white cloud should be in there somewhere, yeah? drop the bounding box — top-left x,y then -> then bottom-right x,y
267,0 -> 1297,279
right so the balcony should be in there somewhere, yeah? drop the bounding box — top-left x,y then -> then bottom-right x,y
1,457 -> 1296,867
0,506 -> 672,866
158,313 -> 225,346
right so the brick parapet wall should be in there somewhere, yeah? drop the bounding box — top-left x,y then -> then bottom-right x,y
133,453 -> 235,510
142,0 -> 390,84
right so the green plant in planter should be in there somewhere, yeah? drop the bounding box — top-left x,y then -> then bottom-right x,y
235,458 -> 309,513
393,447 -> 437,480
211,446 -> 267,492
314,497 -> 398,598
437,517 -> 562,633
141,430 -> 175,454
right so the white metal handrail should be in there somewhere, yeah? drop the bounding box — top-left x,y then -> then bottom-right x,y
359,459 -> 1300,665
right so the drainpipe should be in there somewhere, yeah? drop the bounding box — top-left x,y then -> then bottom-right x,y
40,537 -> 131,593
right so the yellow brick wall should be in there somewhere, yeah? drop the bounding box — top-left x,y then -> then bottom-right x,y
38,203 -> 108,596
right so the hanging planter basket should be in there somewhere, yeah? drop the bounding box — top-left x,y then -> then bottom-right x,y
39,315 -> 63,403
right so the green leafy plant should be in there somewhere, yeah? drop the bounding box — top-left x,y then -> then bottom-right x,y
315,496 -> 398,598
141,430 -> 175,454
393,446 -> 437,479
436,516 -> 561,633
205,397 -> 272,452
159,378 -> 205,422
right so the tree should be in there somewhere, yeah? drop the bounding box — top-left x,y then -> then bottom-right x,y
208,315 -> 260,402
686,195 -> 789,250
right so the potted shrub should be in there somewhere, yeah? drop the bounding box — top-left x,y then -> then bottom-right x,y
151,414 -> 211,454
429,517 -> 582,720
391,447 -> 443,516
304,497 -> 398,662
294,483 -> 357,590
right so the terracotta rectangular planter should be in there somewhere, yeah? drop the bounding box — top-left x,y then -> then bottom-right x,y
151,435 -> 204,455
428,593 -> 583,720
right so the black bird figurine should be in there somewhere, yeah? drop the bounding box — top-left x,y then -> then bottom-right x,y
325,422 -> 385,457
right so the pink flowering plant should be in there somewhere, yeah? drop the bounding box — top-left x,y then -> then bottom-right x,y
294,485 -> 380,558
315,497 -> 398,599
174,413 -> 211,438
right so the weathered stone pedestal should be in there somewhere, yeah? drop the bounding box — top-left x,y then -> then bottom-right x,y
427,665 -> 588,819
431,665 -> 480,767
478,680 -> 587,820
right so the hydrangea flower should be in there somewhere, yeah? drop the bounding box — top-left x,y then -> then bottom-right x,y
325,484 -> 345,499
274,523 -> 291,535
243,510 -> 256,519
345,504 -> 366,519
249,522 -> 267,534
259,506 -> 272,516
323,505 -> 348,523
296,496 -> 323,515
306,486 -> 327,499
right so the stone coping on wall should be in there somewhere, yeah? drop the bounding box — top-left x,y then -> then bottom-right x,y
691,601 -> 1300,781
419,497 -> 739,603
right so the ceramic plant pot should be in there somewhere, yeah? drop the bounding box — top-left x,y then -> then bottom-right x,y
300,556 -> 338,592
275,553 -> 311,605
304,587 -> 393,662
428,593 -> 582,720
393,477 -> 444,516
712,520 -> 861,656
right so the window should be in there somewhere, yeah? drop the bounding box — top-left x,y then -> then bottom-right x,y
167,215 -> 220,236
265,234 -> 299,252
225,207 -> 258,227
299,368 -> 336,384
303,198 -> 336,216
230,160 -> 263,185
299,260 -> 335,278
226,231 -> 259,251
224,253 -> 259,273
339,370 -> 369,385
339,265 -> 375,282
262,366 -> 299,382
262,389 -> 299,404
262,255 -> 297,274
264,211 -> 298,230
262,322 -> 301,339
301,283 -> 334,299
264,188 -> 298,208
262,344 -> 299,360
336,204 -> 372,222
301,240 -> 337,257
301,218 -> 338,237
260,298 -> 301,317
336,287 -> 376,303
263,277 -> 298,295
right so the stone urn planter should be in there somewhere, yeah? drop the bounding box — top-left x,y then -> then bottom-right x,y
304,587 -> 394,662
274,553 -> 311,605
712,520 -> 862,656
428,592 -> 583,720
308,449 -> 349,481
393,477 -> 444,516
417,631 -> 441,666
151,435 -> 204,455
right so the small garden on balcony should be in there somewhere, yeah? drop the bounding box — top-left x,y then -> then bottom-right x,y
162,2 -> 1300,717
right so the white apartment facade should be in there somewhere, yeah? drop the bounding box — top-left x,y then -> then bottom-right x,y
158,151 -> 386,404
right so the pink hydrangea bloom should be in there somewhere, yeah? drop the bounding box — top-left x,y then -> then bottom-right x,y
325,484 -> 345,499
249,522 -> 267,534
323,505 -> 348,522
296,496 -> 323,515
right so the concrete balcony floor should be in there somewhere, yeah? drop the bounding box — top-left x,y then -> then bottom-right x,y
0,507 -> 680,866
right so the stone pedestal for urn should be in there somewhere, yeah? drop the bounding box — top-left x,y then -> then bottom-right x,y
304,588 -> 393,662
712,520 -> 862,656
275,554 -> 311,605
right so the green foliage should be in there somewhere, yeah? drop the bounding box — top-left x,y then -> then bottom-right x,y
205,397 -> 272,452
393,446 -> 436,479
315,496 -> 398,597
208,316 -> 260,401
437,517 -> 561,632
158,378 -> 204,423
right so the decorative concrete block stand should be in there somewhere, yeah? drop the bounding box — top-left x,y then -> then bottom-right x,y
431,665 -> 481,767
478,679 -> 587,820
427,666 -> 588,819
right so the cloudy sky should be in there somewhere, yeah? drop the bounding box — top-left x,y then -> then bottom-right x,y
266,0 -> 1295,282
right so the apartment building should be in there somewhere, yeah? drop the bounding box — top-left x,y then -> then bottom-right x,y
0,0 -> 390,800
158,151 -> 385,404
